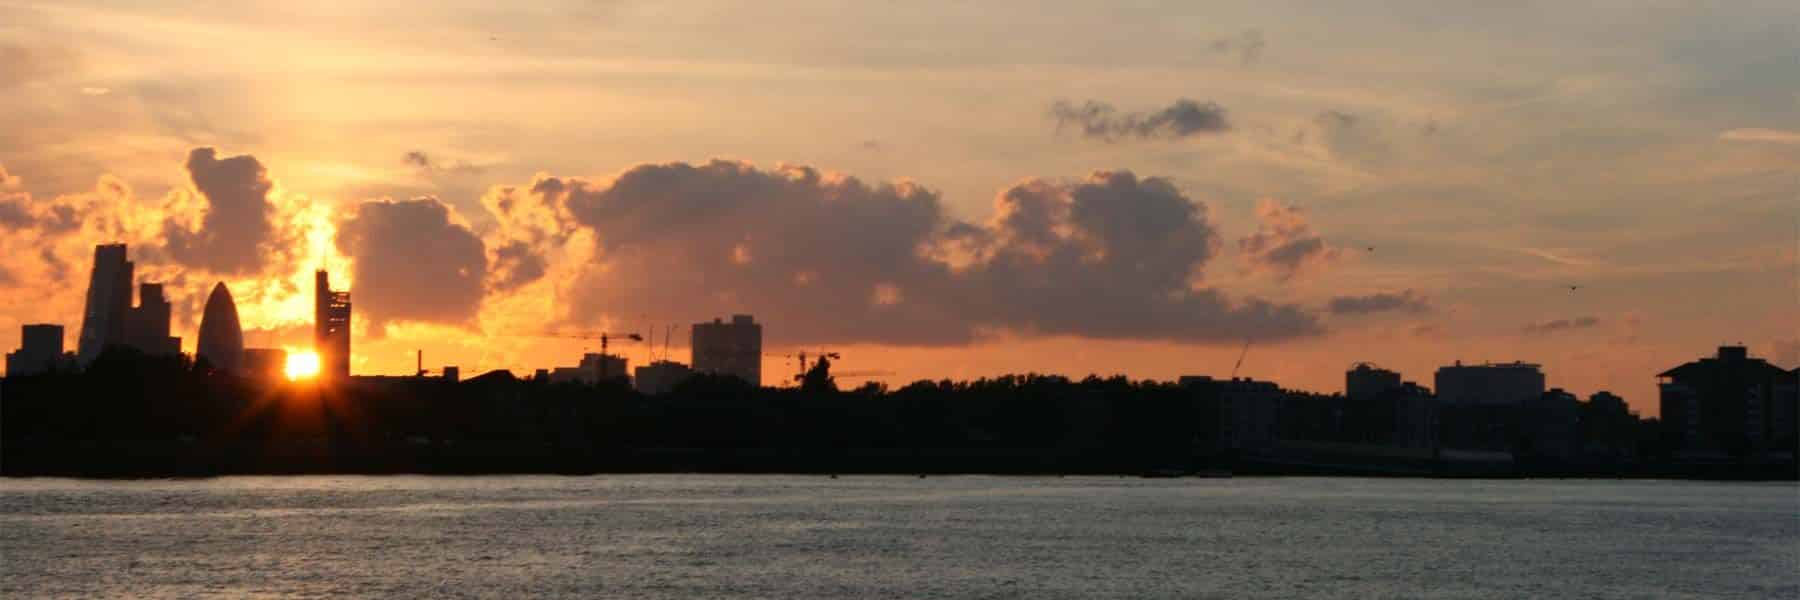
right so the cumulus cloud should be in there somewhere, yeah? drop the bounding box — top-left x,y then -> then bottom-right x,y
1327,290 -> 1432,315
1051,98 -> 1229,142
335,197 -> 487,332
491,161 -> 1320,346
1238,199 -> 1339,280
0,165 -> 32,229
1521,316 -> 1601,335
488,240 -> 546,292
162,148 -> 281,275
0,165 -> 175,334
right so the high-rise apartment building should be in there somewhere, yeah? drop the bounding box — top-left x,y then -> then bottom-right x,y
1659,346 -> 1797,458
692,314 -> 761,386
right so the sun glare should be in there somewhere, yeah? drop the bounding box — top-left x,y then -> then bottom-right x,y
285,351 -> 321,380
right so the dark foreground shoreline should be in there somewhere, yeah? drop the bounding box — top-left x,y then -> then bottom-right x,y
5,442 -> 1793,481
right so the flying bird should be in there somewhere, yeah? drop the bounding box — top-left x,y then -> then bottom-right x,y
1567,285 -> 1582,292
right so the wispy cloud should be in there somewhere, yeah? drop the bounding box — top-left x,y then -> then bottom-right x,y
1719,128 -> 1800,145
1521,316 -> 1600,335
1050,98 -> 1229,142
1328,290 -> 1432,315
1514,247 -> 1598,267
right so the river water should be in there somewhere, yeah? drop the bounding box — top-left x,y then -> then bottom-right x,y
1,476 -> 1794,598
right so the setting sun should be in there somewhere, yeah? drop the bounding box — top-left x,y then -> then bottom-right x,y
284,351 -> 321,380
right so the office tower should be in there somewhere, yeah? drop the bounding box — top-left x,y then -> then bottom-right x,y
691,314 -> 762,386
196,283 -> 244,372
124,283 -> 181,357
314,271 -> 352,380
76,244 -> 133,364
6,324 -> 65,376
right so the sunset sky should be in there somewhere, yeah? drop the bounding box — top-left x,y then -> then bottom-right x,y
2,1 -> 1796,415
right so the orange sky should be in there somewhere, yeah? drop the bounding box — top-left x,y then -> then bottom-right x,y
3,2 -> 1797,417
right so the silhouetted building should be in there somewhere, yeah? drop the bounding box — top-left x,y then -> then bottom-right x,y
442,366 -> 460,383
1658,346 -> 1798,459
546,353 -> 630,386
1435,361 -> 1543,451
1778,369 -> 1799,456
123,283 -> 181,357
1336,364 -> 1436,448
1346,363 -> 1402,401
242,347 -> 288,382
582,352 -> 628,382
1581,391 -> 1639,458
1520,388 -> 1581,460
314,271 -> 351,380
6,324 -> 66,377
1389,383 -> 1438,450
692,314 -> 761,386
76,244 -> 133,364
548,367 -> 589,384
196,283 -> 244,373
1435,361 -> 1545,406
634,360 -> 694,395
1183,376 -> 1282,452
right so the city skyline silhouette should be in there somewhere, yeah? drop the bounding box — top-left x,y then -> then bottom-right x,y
4,7 -> 1798,416
1,2 -> 1797,423
3,5 -> 1798,598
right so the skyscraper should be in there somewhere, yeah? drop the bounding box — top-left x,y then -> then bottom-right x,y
691,314 -> 762,386
314,270 -> 351,380
196,282 -> 244,372
76,244 -> 133,364
124,283 -> 180,357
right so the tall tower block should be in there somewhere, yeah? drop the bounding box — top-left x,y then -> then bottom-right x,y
314,270 -> 352,380
76,244 -> 133,364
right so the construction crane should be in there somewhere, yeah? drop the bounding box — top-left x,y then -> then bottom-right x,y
541,331 -> 643,354
786,351 -> 840,384
645,324 -> 680,363
1230,338 -> 1251,379
538,330 -> 643,379
833,370 -> 896,380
